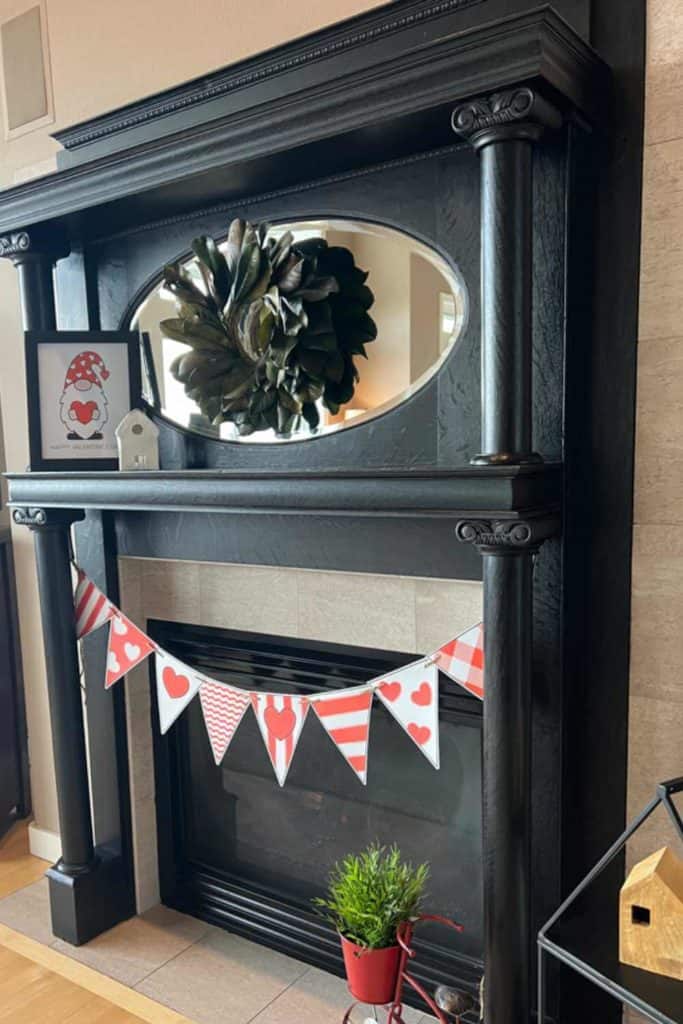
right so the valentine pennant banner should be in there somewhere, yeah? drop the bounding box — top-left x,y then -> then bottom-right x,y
311,684 -> 373,785
75,570 -> 114,639
251,692 -> 309,786
199,678 -> 251,765
72,565 -> 484,786
105,612 -> 156,689
155,651 -> 203,734
375,659 -> 440,769
435,623 -> 484,699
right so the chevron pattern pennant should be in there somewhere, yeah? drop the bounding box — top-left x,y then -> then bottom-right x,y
311,685 -> 373,785
434,623 -> 484,699
251,693 -> 309,786
199,679 -> 251,765
74,570 -> 114,639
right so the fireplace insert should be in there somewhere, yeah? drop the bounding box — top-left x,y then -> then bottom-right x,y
149,619 -> 484,1005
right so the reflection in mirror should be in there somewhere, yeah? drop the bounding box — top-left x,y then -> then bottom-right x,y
132,219 -> 467,442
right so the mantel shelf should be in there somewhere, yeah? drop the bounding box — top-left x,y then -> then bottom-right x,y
5,463 -> 562,519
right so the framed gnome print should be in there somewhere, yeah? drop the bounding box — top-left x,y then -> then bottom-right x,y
25,331 -> 142,470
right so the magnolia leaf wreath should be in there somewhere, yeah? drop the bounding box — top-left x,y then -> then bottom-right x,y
160,219 -> 377,436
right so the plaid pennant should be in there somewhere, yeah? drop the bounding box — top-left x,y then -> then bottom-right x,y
435,623 -> 484,699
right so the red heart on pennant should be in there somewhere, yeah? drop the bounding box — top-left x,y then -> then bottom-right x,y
410,682 -> 432,706
162,666 -> 190,699
380,681 -> 402,702
264,705 -> 296,741
70,400 -> 98,425
407,723 -> 431,746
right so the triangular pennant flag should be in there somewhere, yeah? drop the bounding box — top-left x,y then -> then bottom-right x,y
434,623 -> 484,699
251,692 -> 309,786
374,659 -> 440,769
199,678 -> 250,765
105,612 -> 155,688
74,569 -> 114,639
311,684 -> 373,785
155,650 -> 203,734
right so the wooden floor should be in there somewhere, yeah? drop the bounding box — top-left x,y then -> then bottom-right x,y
0,822 -> 190,1024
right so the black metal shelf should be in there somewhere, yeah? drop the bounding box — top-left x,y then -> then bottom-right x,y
538,778 -> 683,1024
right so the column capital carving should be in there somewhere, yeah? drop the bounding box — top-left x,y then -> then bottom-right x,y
451,87 -> 561,149
0,228 -> 69,264
12,506 -> 84,530
455,514 -> 559,554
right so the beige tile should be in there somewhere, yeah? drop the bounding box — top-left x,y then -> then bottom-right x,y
0,877 -> 53,945
297,569 -> 416,652
117,557 -> 142,621
136,926 -> 309,1024
633,338 -> 683,455
250,963 -> 423,1024
639,139 -> 683,339
630,526 -> 683,705
415,579 -> 482,654
199,562 -> 299,637
52,904 -> 207,986
633,453 -> 683,526
627,696 -> 683,820
645,0 -> 683,146
139,558 -> 201,624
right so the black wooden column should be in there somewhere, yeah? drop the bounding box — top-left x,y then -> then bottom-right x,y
452,90 -> 561,1024
3,228 -> 134,944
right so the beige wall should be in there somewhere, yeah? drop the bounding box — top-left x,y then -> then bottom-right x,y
628,0 -> 683,871
0,0 -> 383,844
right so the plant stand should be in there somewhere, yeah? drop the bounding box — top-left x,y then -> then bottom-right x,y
342,915 -> 472,1024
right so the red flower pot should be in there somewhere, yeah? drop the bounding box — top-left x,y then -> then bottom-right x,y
340,934 -> 402,1005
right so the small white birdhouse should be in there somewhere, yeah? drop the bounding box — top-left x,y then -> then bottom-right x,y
115,409 -> 160,471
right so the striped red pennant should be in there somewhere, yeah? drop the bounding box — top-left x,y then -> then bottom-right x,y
199,679 -> 251,765
434,623 -> 484,699
311,685 -> 373,785
74,570 -> 114,639
251,692 -> 308,786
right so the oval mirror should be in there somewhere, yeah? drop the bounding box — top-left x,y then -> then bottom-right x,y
131,218 -> 467,442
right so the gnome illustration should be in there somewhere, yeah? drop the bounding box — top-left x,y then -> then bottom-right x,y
59,351 -> 110,440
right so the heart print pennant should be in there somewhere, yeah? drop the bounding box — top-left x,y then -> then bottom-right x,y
155,650 -> 203,734
434,623 -> 484,699
311,684 -> 373,785
199,678 -> 251,765
105,612 -> 155,688
374,659 -> 440,769
251,692 -> 309,786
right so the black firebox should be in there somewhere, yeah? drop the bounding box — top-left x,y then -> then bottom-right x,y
149,620 -> 484,1007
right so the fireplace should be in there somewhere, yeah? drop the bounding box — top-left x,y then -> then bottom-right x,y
148,620 -> 483,1004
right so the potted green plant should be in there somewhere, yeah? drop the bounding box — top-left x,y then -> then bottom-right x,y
314,844 -> 429,1005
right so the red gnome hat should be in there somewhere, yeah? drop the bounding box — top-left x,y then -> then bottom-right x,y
64,351 -> 110,390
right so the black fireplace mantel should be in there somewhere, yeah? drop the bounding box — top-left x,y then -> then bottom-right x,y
2,2 -> 645,1024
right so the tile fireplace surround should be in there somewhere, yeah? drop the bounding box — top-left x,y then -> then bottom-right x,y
116,556 -> 483,912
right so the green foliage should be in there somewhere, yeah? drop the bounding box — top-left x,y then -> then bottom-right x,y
160,219 -> 376,436
313,844 -> 429,950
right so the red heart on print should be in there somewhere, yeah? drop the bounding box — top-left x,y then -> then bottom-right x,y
70,400 -> 98,425
380,681 -> 402,702
410,682 -> 432,706
162,666 -> 190,699
407,723 -> 431,746
264,705 -> 296,741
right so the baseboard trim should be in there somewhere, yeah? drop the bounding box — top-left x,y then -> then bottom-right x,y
28,822 -> 61,863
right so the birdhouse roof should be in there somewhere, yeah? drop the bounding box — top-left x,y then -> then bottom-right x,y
622,846 -> 683,902
114,409 -> 159,438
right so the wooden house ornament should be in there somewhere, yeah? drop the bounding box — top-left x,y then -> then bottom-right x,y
619,846 -> 683,980
115,409 -> 159,471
